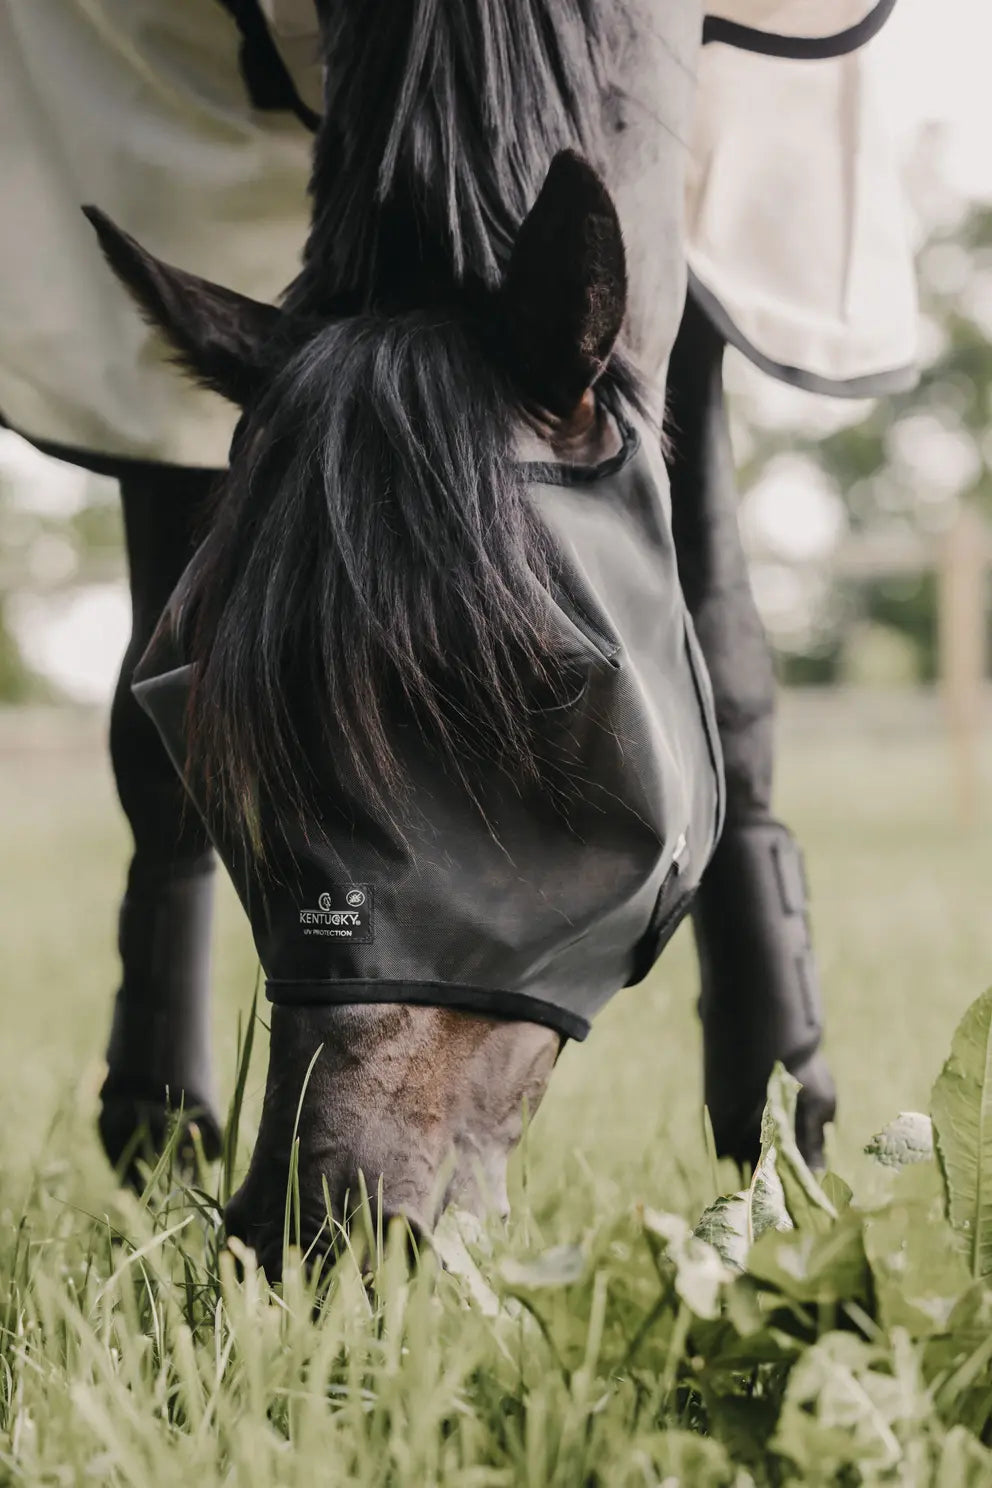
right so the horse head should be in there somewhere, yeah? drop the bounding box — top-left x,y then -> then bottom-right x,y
86,152 -> 635,1268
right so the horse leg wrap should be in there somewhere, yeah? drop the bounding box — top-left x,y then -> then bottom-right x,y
692,819 -> 836,1168
99,855 -> 222,1177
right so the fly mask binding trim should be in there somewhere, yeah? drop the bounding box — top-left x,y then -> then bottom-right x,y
132,412 -> 725,1043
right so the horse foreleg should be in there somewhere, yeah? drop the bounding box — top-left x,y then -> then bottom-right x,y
101,462 -> 222,1180
666,291 -> 836,1168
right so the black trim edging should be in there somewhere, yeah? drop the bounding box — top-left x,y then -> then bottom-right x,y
688,270 -> 919,400
265,977 -> 592,1042
520,416 -> 640,487
702,0 -> 898,59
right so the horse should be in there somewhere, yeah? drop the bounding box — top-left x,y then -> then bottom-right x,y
21,0 -> 842,1268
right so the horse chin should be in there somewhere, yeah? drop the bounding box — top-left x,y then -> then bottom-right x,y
224,1002 -> 559,1276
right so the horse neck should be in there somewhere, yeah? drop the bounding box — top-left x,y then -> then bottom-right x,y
286,0 -> 627,314
288,0 -> 691,405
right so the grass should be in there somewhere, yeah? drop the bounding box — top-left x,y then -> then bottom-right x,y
0,691 -> 991,1484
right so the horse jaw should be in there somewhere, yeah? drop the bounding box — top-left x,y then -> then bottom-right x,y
224,1003 -> 559,1272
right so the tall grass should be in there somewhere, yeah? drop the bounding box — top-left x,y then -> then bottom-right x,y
1,696 -> 991,1483
0,1071 -> 743,1487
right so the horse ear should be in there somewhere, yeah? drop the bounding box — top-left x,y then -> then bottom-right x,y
500,151 -> 627,419
82,206 -> 283,406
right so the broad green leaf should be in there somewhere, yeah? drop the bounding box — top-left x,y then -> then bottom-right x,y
699,1389 -> 783,1474
432,1210 -> 500,1317
498,1244 -> 585,1291
820,1170 -> 853,1211
645,1429 -> 741,1487
695,1192 -> 750,1272
926,1283 -> 992,1434
643,1209 -> 733,1319
748,1146 -> 793,1243
496,1243 -> 594,1374
771,1332 -> 914,1478
723,1275 -> 769,1339
862,1176 -> 969,1333
749,1065 -> 836,1238
931,987 -> 992,1278
697,1067 -> 839,1275
746,1076 -> 793,1245
864,1111 -> 934,1169
747,1211 -> 869,1308
934,1426 -> 992,1487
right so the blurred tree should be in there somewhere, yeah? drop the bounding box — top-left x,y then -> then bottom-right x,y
0,604 -> 44,700
0,442 -> 121,702
733,137 -> 992,686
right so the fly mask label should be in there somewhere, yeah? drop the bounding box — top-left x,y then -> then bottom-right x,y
298,885 -> 374,942
132,414 -> 725,1042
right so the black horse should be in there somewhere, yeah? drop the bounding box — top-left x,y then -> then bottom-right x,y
83,0 -> 834,1265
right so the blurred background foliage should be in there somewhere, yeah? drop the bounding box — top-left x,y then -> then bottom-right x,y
730,131 -> 992,689
0,435 -> 121,702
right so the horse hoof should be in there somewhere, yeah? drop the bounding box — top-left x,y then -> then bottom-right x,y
98,1086 -> 223,1191
791,1050 -> 837,1171
223,1182 -> 287,1280
709,1051 -> 837,1172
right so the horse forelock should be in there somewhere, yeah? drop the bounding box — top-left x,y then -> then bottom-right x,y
186,308 -> 626,836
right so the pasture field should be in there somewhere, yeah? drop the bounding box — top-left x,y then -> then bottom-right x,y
1,692 -> 991,1485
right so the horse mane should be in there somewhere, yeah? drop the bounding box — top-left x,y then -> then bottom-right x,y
288,0 -> 629,308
